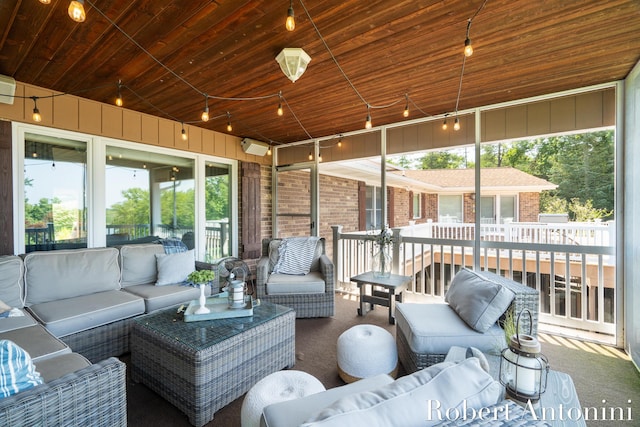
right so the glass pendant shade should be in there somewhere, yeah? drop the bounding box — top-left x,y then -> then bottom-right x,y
276,48 -> 311,83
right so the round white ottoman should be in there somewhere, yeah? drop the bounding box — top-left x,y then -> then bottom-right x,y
337,324 -> 398,383
240,370 -> 325,427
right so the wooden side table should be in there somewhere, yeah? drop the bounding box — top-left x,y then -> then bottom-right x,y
350,271 -> 411,324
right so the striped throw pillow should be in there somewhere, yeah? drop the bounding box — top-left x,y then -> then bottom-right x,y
0,340 -> 43,398
273,237 -> 320,275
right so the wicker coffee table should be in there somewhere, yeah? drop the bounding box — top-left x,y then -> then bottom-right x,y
131,301 -> 295,427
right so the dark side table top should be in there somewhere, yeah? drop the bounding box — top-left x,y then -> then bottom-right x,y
350,271 -> 411,289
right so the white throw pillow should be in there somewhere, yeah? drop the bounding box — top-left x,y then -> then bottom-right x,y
302,358 -> 501,427
155,249 -> 195,286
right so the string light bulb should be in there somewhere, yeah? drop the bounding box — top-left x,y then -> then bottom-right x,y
68,0 -> 86,23
338,137 -> 343,148
181,123 -> 187,141
286,0 -> 295,31
464,37 -> 473,57
277,102 -> 284,116
318,153 -> 322,162
403,94 -> 410,118
115,80 -> 123,107
39,0 -> 51,4
308,150 -> 313,161
226,112 -> 233,132
442,118 -> 448,130
454,117 -> 461,131
201,95 -> 209,122
365,106 -> 372,129
31,97 -> 42,122
267,145 -> 272,156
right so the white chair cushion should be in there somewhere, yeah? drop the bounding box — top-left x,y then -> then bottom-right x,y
266,272 -> 325,295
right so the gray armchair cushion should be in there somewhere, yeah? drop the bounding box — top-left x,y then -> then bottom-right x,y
266,272 -> 326,295
445,268 -> 515,333
395,303 -> 505,355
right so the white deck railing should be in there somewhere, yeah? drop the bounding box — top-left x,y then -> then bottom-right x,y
332,221 -> 616,337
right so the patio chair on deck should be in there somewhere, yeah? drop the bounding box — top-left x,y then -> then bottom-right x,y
256,237 -> 334,318
395,268 -> 539,373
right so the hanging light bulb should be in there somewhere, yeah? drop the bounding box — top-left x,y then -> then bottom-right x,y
403,94 -> 410,118
277,102 -> 284,116
68,0 -> 86,23
318,153 -> 323,162
201,95 -> 209,122
226,112 -> 233,132
454,117 -> 461,131
32,151 -> 38,158
338,137 -> 343,148
181,123 -> 188,141
442,118 -> 448,130
115,80 -> 123,107
464,19 -> 473,57
267,145 -> 272,156
286,0 -> 295,31
51,161 -> 56,170
31,97 -> 42,122
464,37 -> 473,57
365,106 -> 372,129
39,0 -> 51,4
308,151 -> 313,161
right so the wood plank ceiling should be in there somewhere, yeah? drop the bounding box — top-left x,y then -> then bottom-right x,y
1,0 -> 639,145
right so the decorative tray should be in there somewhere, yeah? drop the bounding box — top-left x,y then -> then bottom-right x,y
183,293 -> 254,322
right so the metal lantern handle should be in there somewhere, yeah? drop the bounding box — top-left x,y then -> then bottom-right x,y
514,308 -> 533,346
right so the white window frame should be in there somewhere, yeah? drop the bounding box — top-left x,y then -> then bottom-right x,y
12,122 -> 238,259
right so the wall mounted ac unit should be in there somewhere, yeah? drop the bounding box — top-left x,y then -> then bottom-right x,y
0,75 -> 16,105
241,138 -> 269,156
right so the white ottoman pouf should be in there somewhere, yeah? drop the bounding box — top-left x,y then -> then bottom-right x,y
337,324 -> 398,383
240,370 -> 325,427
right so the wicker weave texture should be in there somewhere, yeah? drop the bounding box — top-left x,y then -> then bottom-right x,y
0,357 -> 126,427
131,307 -> 295,427
256,238 -> 335,318
60,317 -> 133,363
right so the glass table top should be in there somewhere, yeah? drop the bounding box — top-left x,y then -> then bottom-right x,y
133,300 -> 293,351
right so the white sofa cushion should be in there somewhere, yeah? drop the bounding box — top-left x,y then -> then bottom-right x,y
24,248 -> 121,305
302,358 -> 501,427
119,243 -> 164,287
445,268 -> 515,333
395,303 -> 505,355
123,283 -> 204,313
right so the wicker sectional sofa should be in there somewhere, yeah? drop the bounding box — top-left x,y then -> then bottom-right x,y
0,243 -> 217,425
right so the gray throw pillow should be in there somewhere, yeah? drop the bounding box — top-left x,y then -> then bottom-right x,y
155,249 -> 195,286
445,268 -> 515,333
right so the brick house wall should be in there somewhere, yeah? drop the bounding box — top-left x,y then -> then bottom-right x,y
519,192 -> 540,222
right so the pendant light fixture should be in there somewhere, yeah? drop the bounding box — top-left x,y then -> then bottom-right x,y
454,117 -> 460,131
181,123 -> 187,141
286,0 -> 295,32
276,48 -> 311,83
68,0 -> 86,23
226,112 -> 233,132
403,94 -> 410,118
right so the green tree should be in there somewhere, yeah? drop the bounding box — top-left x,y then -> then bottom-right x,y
417,151 -> 466,169
25,197 -> 53,227
108,188 -> 150,225
206,176 -> 229,220
160,186 -> 194,229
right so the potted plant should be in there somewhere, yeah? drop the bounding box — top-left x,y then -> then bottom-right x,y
186,270 -> 216,314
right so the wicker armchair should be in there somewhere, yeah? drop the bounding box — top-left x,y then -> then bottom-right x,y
0,357 -> 126,426
396,269 -> 539,373
256,238 -> 335,318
